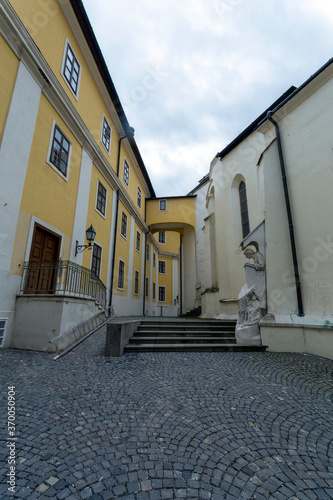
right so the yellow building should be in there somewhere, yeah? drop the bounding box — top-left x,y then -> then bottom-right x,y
0,0 -> 184,351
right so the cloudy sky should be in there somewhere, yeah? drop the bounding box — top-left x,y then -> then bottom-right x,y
82,0 -> 333,197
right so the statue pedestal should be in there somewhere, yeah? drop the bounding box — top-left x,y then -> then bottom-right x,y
235,323 -> 261,345
235,267 -> 266,345
245,267 -> 266,310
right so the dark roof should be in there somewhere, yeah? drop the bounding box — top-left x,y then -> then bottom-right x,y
216,86 -> 296,160
187,174 -> 210,196
217,57 -> 333,161
69,0 -> 156,197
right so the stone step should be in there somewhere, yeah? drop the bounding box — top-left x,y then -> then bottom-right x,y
128,336 -> 237,344
124,343 -> 267,353
137,325 -> 236,332
135,329 -> 235,337
139,320 -> 237,328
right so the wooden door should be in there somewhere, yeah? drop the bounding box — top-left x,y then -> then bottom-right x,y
26,225 -> 60,293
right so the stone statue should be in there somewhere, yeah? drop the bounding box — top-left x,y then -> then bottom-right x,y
244,248 -> 265,271
236,226 -> 266,345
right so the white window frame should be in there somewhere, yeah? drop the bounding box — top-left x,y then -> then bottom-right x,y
159,199 -> 167,211
123,159 -> 130,187
90,241 -> 103,279
101,115 -> 111,154
159,286 -> 166,302
153,282 -> 156,301
158,231 -> 166,244
46,120 -> 72,182
120,211 -> 127,239
95,180 -> 107,219
136,230 -> 141,253
61,38 -> 81,100
137,186 -> 142,208
146,242 -> 150,262
117,259 -> 125,290
153,253 -> 156,268
145,277 -> 149,298
158,260 -> 166,274
134,270 -> 140,296
0,318 -> 8,348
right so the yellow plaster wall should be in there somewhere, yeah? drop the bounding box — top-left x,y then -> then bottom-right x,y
81,165 -> 113,284
113,202 -> 130,296
10,0 -> 119,172
146,197 -> 196,228
19,95 -> 81,255
154,230 -> 180,254
145,241 -> 151,300
120,150 -> 146,218
132,224 -> 142,298
158,256 -> 173,305
0,36 -> 19,145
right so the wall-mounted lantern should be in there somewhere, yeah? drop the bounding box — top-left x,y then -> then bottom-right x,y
75,225 -> 96,256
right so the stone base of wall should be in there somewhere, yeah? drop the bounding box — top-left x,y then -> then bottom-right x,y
11,294 -> 101,352
260,314 -> 333,360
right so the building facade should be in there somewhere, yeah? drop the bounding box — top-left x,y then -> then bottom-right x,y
0,0 -> 180,351
1,0 -> 332,360
196,61 -> 333,359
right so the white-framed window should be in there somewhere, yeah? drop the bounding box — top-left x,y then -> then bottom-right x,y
158,231 -> 166,244
137,186 -> 142,208
121,212 -> 127,239
160,199 -> 166,211
153,253 -> 156,268
134,270 -> 139,295
159,286 -> 166,302
123,159 -> 130,186
101,116 -> 111,154
96,180 -> 107,217
146,242 -> 150,261
118,260 -> 125,290
153,282 -> 156,301
91,243 -> 102,278
136,231 -> 141,252
0,319 -> 7,348
158,260 -> 166,274
145,277 -> 149,298
47,121 -> 71,181
61,39 -> 81,99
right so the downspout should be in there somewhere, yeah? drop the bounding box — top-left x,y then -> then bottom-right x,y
108,127 -> 134,316
267,112 -> 304,317
179,234 -> 183,316
142,229 -> 149,316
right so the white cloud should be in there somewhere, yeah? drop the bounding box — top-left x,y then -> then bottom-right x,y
82,0 -> 333,195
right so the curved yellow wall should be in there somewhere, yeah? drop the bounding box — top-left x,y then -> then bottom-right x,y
146,197 -> 196,228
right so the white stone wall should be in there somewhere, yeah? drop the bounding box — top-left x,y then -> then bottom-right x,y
0,62 -> 41,347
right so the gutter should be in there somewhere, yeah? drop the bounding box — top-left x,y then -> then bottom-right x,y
108,129 -> 135,315
266,112 -> 304,317
142,229 -> 150,316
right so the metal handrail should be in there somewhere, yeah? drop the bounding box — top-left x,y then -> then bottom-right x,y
20,260 -> 106,307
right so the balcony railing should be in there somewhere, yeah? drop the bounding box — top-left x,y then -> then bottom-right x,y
20,260 -> 106,307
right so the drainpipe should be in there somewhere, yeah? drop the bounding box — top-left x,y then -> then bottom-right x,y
179,234 -> 183,316
267,112 -> 304,317
108,127 -> 135,316
142,229 -> 149,316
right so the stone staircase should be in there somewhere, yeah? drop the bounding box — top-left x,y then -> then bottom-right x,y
124,319 -> 267,353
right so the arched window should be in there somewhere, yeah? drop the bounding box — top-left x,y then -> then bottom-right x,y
239,181 -> 250,238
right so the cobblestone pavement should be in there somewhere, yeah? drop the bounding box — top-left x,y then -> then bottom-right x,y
1,328 -> 333,500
